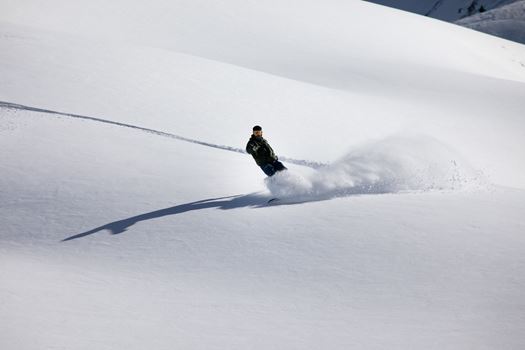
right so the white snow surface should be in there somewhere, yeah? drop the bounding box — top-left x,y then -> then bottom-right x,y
1,1 -> 525,349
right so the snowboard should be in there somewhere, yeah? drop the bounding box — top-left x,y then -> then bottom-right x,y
267,198 -> 280,205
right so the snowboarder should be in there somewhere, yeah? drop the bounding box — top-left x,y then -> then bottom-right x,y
246,125 -> 287,176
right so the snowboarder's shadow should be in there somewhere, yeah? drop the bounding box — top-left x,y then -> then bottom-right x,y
61,193 -> 268,242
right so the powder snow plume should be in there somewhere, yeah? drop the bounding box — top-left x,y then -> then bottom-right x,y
265,134 -> 488,200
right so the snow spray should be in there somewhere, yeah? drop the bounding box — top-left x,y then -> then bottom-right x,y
265,134 -> 488,200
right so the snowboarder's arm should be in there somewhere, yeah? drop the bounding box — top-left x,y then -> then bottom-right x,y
246,141 -> 260,155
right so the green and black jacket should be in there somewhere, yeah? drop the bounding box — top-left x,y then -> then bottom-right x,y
246,135 -> 278,166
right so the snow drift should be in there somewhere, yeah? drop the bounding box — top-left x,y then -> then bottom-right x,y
265,134 -> 486,201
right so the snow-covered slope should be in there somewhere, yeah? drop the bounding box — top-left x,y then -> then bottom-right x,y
1,1 -> 525,349
365,0 -> 525,44
2,12 -> 525,187
2,106 -> 525,350
456,0 -> 525,44
365,0 -> 520,21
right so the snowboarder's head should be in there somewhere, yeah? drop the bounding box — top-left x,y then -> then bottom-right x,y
252,125 -> 263,138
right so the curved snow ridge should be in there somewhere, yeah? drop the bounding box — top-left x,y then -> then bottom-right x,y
265,134 -> 490,201
0,101 -> 326,169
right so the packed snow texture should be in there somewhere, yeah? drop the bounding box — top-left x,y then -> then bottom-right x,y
265,134 -> 486,200
456,0 -> 525,44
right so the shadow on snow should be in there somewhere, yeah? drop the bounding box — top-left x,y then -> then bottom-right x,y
61,193 -> 273,242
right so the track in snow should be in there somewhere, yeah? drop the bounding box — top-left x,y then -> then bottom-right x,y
0,101 -> 326,169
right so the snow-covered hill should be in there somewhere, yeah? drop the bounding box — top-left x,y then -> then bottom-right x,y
456,0 -> 525,44
366,0 -> 520,21
1,1 -> 525,349
365,0 -> 525,44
